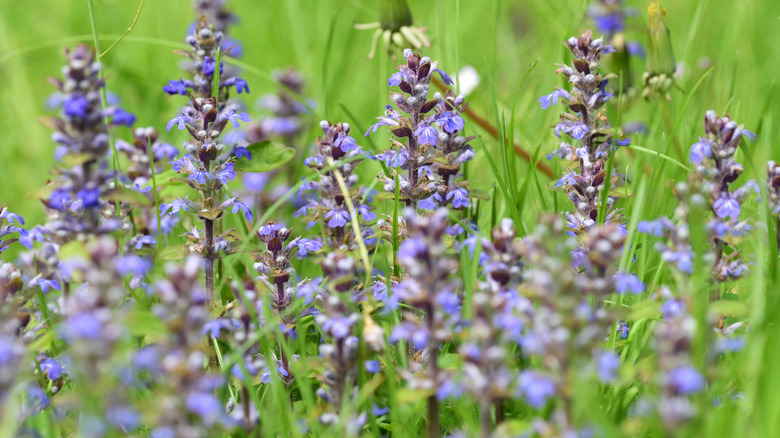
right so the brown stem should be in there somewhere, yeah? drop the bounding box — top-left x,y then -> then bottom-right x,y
432,77 -> 555,179
204,218 -> 215,300
494,400 -> 505,425
480,402 -> 492,438
424,302 -> 440,438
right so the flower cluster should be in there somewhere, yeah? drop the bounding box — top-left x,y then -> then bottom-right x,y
297,121 -> 375,249
42,45 -> 132,238
149,256 -> 236,436
516,216 -> 628,434
253,221 -> 322,385
390,208 -> 461,436
367,50 -> 474,210
642,111 -> 756,281
540,31 -> 629,235
454,221 -> 529,435
163,18 -> 248,100
313,252 -> 373,431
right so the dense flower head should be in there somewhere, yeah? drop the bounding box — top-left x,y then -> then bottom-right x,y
164,17 -> 249,99
367,51 -> 474,210
42,45 -> 125,237
541,30 -> 626,235
298,121 -> 374,249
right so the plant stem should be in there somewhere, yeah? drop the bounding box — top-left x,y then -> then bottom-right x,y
204,218 -> 215,300
424,302 -> 439,438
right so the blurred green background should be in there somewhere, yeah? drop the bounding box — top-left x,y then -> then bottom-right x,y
0,0 -> 778,227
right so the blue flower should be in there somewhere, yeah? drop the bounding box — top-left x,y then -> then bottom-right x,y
713,194 -> 740,219
324,206 -> 350,228
76,187 -> 101,209
201,319 -> 234,338
160,197 -> 190,215
39,356 -> 63,380
594,13 -> 625,34
185,392 -> 221,424
418,193 -> 441,210
189,169 -> 213,184
214,162 -> 236,185
37,278 -> 60,294
666,366 -> 705,395
110,108 -> 136,127
231,200 -> 254,221
434,67 -> 454,85
614,273 -> 645,294
372,281 -> 388,302
289,237 -> 323,258
570,123 -> 589,140
258,222 -> 284,236
436,111 -> 465,133
19,225 -> 46,249
661,299 -> 685,319
63,95 -> 88,118
163,79 -> 190,95
665,250 -> 694,274
233,77 -> 250,94
243,173 -> 269,192
446,187 -> 469,209
233,146 -> 251,160
116,255 -> 152,277
224,110 -> 252,128
388,71 -> 409,87
689,137 -> 712,164
554,172 -> 577,188
372,404 -> 390,416
365,105 -> 401,135
617,320 -> 630,339
414,123 -> 439,146
202,56 -> 224,77
154,143 -> 179,160
63,313 -> 103,340
637,219 -> 668,236
375,147 -> 408,168
165,114 -> 192,131
538,90 -> 564,109
334,132 -> 358,152
597,351 -> 620,383
357,204 -> 376,221
518,371 -> 556,409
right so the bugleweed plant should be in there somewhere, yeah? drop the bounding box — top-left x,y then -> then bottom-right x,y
3,0 -> 780,437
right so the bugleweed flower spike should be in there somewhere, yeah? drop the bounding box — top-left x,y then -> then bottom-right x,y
41,45 -> 134,239
540,30 -> 629,235
162,18 -> 253,299
640,111 -> 757,283
367,50 -> 474,211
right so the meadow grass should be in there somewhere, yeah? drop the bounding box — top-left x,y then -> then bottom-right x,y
2,0 -> 780,436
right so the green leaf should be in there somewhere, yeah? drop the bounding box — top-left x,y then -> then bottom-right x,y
237,142 -> 295,172
62,153 -> 95,167
104,186 -> 153,207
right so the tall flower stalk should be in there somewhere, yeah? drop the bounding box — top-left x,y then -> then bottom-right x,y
162,18 -> 252,299
366,50 -> 474,211
539,31 -> 629,235
390,208 -> 460,438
